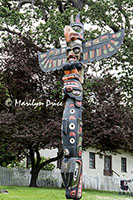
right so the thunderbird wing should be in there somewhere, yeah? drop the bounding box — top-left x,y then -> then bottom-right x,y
82,29 -> 124,64
38,47 -> 67,72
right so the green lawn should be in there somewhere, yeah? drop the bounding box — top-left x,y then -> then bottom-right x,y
0,186 -> 132,200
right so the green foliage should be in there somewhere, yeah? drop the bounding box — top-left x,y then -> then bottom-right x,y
7,160 -> 26,169
7,156 -> 55,171
27,156 -> 55,171
49,80 -> 63,100
0,0 -> 132,186
0,74 -> 11,110
83,75 -> 133,152
0,143 -> 16,167
0,186 -> 130,200
0,0 -> 132,153
37,157 -> 55,171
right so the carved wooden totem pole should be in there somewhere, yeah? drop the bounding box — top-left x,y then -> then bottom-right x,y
38,13 -> 124,200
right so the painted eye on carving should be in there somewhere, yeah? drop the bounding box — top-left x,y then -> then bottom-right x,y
73,47 -> 80,54
69,123 -> 75,130
70,109 -> 75,114
70,138 -> 75,144
72,90 -> 81,96
72,26 -> 82,33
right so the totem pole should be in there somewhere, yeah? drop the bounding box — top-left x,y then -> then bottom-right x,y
38,13 -> 124,200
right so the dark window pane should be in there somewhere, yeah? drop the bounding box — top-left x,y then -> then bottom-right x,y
89,152 -> 95,169
105,156 -> 111,171
121,157 -> 127,172
104,155 -> 112,176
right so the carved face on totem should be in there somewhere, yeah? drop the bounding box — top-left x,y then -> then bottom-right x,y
64,13 -> 84,63
66,43 -> 82,63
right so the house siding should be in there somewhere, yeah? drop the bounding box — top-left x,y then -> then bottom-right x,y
83,148 -> 133,178
40,147 -> 133,179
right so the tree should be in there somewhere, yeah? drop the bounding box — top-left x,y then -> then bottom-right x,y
81,0 -> 133,108
83,74 -> 133,153
0,0 -> 132,104
0,38 -> 63,187
0,143 -> 16,167
0,0 -> 133,187
1,38 -> 132,187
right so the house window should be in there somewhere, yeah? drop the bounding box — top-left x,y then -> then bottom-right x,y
89,152 -> 95,169
104,155 -> 112,176
121,157 -> 127,172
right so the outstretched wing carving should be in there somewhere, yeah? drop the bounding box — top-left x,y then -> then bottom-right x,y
81,29 -> 124,64
38,29 -> 124,72
38,47 -> 67,72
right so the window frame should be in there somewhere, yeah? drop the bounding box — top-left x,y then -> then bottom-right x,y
89,152 -> 95,169
104,155 -> 112,176
121,157 -> 127,173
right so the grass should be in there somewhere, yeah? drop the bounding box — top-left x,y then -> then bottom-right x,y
0,186 -> 133,200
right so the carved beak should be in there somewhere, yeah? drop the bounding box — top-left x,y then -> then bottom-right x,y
64,26 -> 79,43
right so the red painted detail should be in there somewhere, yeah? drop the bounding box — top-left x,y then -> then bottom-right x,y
69,116 -> 76,120
79,34 -> 83,39
111,40 -> 115,44
76,101 -> 81,106
99,48 -> 101,56
66,86 -> 73,92
69,132 -> 75,136
79,127 -> 82,133
101,35 -> 107,40
46,60 -> 49,65
75,74 -> 80,78
53,60 -> 56,67
76,18 -> 80,23
92,50 -> 95,58
70,190 -> 76,197
43,58 -> 47,64
69,32 -> 79,41
77,174 -> 83,198
103,45 -> 106,50
76,159 -> 82,165
112,34 -> 116,38
43,53 -> 46,58
108,43 -> 111,48
70,104 -> 75,107
52,60 -> 54,68
49,50 -> 54,55
79,151 -> 82,157
85,52 -> 88,59
49,60 -> 52,64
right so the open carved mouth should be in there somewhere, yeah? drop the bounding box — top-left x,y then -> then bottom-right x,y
67,55 -> 77,63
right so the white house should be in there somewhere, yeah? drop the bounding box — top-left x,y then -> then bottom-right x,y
0,147 -> 132,191
40,147 -> 133,179
40,147 -> 133,191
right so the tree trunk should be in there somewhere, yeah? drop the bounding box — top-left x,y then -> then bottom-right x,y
29,168 -> 39,187
28,151 -> 63,187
